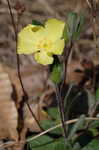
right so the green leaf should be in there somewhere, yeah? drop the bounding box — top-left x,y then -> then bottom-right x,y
67,12 -> 78,40
32,20 -> 44,26
41,119 -> 62,135
50,56 -> 63,84
89,128 -> 99,137
86,90 -> 96,112
66,12 -> 85,41
28,135 -> 53,150
68,115 -> 85,140
64,83 -> 75,111
63,23 -> 69,42
89,120 -> 99,129
74,14 -> 85,40
89,120 -> 99,136
28,135 -> 66,150
75,131 -> 93,148
47,107 -> 60,120
64,87 -> 88,117
54,138 -> 66,150
82,139 -> 99,150
73,142 -> 81,150
95,88 -> 99,100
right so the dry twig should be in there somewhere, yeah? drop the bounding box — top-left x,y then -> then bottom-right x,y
0,117 -> 99,149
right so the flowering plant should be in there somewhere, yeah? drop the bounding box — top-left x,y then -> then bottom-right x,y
17,18 -> 65,65
17,13 -> 86,149
7,0 -> 98,149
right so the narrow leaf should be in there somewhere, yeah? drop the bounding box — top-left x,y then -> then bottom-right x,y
95,88 -> 99,100
50,56 -> 63,84
68,115 -> 85,140
32,20 -> 44,26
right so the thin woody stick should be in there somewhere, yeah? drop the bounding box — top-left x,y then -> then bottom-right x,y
6,0 -> 43,131
1,117 -> 99,149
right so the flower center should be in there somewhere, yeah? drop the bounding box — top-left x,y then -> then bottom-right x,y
37,38 -> 52,51
32,26 -> 41,32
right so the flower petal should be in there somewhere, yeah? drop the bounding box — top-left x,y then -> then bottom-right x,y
17,24 -> 44,54
47,39 -> 65,55
34,51 -> 53,65
45,18 -> 65,42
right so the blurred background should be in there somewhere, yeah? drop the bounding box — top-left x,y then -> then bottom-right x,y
0,0 -> 99,67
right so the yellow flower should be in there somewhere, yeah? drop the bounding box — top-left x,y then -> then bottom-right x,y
17,18 -> 65,65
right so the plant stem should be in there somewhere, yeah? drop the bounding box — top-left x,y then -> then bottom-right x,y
58,41 -> 73,138
86,0 -> 97,49
6,0 -> 43,131
55,85 -> 67,141
62,41 -> 73,89
6,0 -> 17,41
